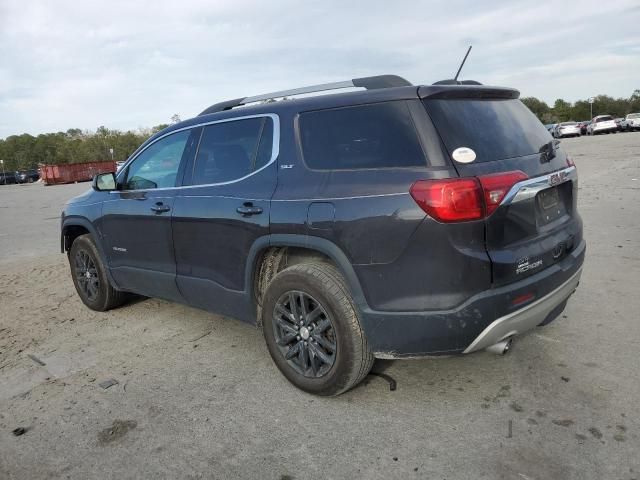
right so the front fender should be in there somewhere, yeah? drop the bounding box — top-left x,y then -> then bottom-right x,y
61,215 -> 120,290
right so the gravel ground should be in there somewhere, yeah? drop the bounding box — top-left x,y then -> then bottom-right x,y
1,133 -> 639,480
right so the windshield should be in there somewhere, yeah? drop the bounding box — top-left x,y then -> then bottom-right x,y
423,98 -> 551,162
628,113 -> 640,119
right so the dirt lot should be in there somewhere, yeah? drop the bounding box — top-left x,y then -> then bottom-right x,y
1,133 -> 639,479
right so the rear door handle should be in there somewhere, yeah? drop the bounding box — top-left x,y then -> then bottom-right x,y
150,202 -> 171,214
236,203 -> 263,216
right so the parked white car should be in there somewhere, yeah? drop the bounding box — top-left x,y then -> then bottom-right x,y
553,122 -> 581,138
586,115 -> 617,135
621,113 -> 640,132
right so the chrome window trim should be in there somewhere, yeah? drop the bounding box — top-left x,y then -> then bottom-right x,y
112,113 -> 280,193
501,166 -> 576,205
176,192 -> 410,201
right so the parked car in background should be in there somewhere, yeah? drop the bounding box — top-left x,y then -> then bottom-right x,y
0,171 -> 17,185
587,115 -> 617,135
553,122 -> 581,138
615,118 -> 624,132
61,74 -> 585,396
15,169 -> 40,183
544,123 -> 556,135
116,161 -> 126,171
621,113 -> 640,132
578,120 -> 590,135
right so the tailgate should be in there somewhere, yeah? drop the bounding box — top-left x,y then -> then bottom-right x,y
482,165 -> 581,285
422,94 -> 583,286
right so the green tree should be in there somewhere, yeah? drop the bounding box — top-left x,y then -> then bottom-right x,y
521,97 -> 551,121
630,90 -> 640,113
553,99 -> 573,122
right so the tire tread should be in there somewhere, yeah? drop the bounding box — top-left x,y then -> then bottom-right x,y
70,234 -> 126,311
264,262 -> 374,395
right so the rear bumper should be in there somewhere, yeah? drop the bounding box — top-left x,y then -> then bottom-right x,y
359,239 -> 585,358
462,266 -> 581,353
558,130 -> 580,137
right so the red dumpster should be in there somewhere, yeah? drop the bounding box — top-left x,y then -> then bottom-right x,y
39,161 -> 117,186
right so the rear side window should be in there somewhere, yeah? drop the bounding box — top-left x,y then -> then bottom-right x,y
191,117 -> 273,185
299,101 -> 427,170
423,98 -> 551,162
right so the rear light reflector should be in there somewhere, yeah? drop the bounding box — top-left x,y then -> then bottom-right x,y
478,171 -> 528,216
410,170 -> 528,222
512,292 -> 535,307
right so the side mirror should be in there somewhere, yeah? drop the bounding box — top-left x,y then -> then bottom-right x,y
92,172 -> 117,191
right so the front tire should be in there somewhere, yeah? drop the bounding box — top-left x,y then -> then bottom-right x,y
69,234 -> 126,311
262,263 -> 374,396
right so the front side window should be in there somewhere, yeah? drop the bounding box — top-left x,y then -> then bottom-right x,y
191,117 -> 273,185
124,130 -> 190,190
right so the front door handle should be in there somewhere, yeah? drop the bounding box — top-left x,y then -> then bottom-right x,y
150,202 -> 171,214
236,203 -> 263,217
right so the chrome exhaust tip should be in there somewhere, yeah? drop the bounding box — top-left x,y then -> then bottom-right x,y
486,337 -> 513,355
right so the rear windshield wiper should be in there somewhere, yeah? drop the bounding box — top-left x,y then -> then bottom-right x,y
539,140 -> 558,163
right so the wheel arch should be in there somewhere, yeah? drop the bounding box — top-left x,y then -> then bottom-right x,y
61,216 -> 119,288
247,234 -> 369,314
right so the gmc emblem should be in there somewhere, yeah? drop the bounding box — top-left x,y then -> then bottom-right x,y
549,171 -> 566,186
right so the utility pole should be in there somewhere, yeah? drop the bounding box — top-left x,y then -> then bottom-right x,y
589,97 -> 595,119
0,159 -> 5,185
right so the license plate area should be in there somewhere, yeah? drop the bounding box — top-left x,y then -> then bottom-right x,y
536,186 -> 567,225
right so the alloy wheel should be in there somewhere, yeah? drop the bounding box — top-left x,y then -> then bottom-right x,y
74,249 -> 100,301
272,291 -> 337,378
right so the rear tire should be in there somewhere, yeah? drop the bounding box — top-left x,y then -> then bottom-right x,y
69,234 -> 126,311
262,263 -> 374,396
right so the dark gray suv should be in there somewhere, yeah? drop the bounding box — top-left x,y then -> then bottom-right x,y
61,75 -> 585,395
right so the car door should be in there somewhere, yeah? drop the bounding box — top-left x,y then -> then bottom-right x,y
100,127 -> 199,302
172,114 -> 278,322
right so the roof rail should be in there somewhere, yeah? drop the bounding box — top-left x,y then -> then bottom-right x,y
199,74 -> 412,116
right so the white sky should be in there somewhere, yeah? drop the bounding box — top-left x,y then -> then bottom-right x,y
1,0 -> 638,138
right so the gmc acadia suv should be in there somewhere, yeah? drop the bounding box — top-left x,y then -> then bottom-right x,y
61,75 -> 585,396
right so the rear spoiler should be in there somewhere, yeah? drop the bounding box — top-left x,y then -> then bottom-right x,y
419,85 -> 520,100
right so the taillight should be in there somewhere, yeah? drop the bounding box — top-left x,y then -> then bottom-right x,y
410,178 -> 483,222
478,171 -> 528,216
410,170 -> 527,223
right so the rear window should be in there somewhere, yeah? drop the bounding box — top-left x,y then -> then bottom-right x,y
560,122 -> 577,126
596,116 -> 613,122
299,101 -> 427,170
423,98 -> 551,162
